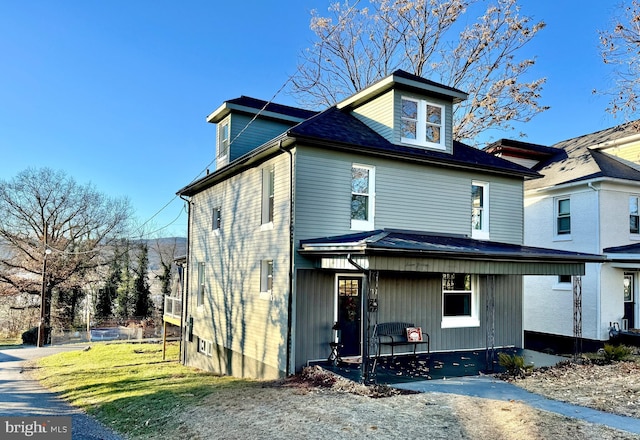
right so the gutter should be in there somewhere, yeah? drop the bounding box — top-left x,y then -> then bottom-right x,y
279,141 -> 295,376
179,194 -> 191,365
588,182 -> 602,339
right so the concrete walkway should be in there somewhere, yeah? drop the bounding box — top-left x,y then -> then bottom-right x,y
394,375 -> 640,435
0,345 -> 124,440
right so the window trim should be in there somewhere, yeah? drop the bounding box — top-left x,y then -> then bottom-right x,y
471,181 -> 489,240
260,259 -> 274,299
441,273 -> 480,329
196,262 -> 205,307
217,120 -> 230,163
212,206 -> 221,234
350,164 -> 375,231
261,166 -> 275,226
553,275 -> 573,291
630,196 -> 639,236
555,197 -> 571,240
400,96 -> 445,150
197,337 -> 213,357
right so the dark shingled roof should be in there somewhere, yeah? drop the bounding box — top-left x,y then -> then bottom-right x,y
226,96 -> 318,120
527,121 -> 640,190
300,229 -> 604,262
604,243 -> 640,254
288,107 -> 538,178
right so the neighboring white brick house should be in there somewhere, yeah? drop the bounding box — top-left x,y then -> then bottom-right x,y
487,125 -> 640,352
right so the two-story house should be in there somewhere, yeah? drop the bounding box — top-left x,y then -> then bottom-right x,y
486,122 -> 640,353
177,70 -> 601,381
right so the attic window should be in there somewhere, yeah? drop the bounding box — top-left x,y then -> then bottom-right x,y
218,121 -> 229,161
401,97 -> 445,150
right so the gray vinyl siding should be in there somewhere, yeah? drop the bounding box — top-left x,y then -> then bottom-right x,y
227,113 -> 292,162
293,270 -> 522,371
293,145 -> 524,269
489,177 -> 524,244
351,90 -> 394,142
294,269 -> 336,371
185,153 -> 291,379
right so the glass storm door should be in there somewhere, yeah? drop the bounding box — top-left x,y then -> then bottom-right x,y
624,273 -> 635,329
337,276 -> 362,357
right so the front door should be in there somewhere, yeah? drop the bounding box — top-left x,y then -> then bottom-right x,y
336,276 -> 362,357
624,273 -> 635,329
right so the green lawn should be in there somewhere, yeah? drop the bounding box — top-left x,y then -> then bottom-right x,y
32,342 -> 256,439
0,338 -> 22,349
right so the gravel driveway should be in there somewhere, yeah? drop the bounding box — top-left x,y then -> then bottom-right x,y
0,345 -> 125,440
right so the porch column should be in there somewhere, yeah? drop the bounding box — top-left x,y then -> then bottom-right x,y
362,270 -> 379,385
485,275 -> 496,371
573,276 -> 583,361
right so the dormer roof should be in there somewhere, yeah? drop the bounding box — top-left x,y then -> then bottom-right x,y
206,95 -> 318,124
337,69 -> 468,109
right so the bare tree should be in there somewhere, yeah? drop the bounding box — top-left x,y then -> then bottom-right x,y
599,0 -> 640,120
292,0 -> 547,142
0,168 -> 132,337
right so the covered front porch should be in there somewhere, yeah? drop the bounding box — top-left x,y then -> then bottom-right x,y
311,348 -> 567,384
295,229 -> 604,384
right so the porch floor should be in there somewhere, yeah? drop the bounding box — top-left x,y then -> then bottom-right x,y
312,348 -> 568,385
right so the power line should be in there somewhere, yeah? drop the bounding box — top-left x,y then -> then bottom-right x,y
129,1 -> 362,238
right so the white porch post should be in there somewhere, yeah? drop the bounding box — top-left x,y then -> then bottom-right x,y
573,276 -> 583,361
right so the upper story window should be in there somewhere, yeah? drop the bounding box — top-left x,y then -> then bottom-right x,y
212,207 -> 221,233
401,97 -> 445,150
217,121 -> 230,162
261,166 -> 275,226
556,197 -> 571,237
351,164 -> 375,231
471,181 -> 489,240
442,273 -> 479,328
630,196 -> 639,234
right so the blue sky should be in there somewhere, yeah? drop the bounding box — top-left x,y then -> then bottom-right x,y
0,1 -> 626,237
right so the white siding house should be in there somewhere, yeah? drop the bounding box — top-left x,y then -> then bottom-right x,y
487,127 -> 640,352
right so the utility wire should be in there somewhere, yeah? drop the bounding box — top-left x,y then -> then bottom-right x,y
128,0 -> 362,239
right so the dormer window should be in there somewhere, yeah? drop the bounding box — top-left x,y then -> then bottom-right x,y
401,97 -> 445,150
217,121 -> 230,165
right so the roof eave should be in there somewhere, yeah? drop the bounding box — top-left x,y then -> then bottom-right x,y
291,134 -> 540,179
336,74 -> 468,110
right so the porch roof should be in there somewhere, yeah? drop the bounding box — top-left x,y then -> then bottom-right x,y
299,229 -> 605,275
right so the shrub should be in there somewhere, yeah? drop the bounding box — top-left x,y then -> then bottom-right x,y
498,352 -> 532,378
602,344 -> 632,363
21,327 -> 38,345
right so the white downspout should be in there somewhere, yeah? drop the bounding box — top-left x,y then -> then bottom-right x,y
588,182 -> 602,340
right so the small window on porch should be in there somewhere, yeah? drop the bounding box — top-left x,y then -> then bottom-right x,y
442,273 -> 479,328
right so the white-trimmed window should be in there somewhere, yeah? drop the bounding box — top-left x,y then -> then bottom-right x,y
631,196 -> 639,234
212,207 -> 221,233
197,262 -> 205,307
556,197 -> 571,237
351,164 -> 375,230
260,259 -> 273,295
197,337 -> 212,356
441,273 -> 479,328
471,181 -> 489,240
261,166 -> 275,226
400,97 -> 445,150
217,121 -> 229,164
